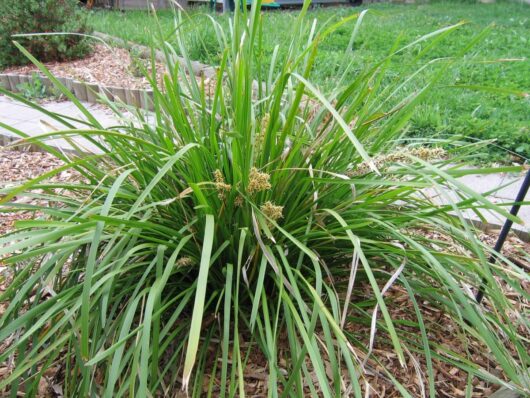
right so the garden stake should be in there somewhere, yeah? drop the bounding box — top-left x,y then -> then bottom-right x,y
475,168 -> 530,304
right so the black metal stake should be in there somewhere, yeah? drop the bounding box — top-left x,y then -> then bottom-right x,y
475,168 -> 530,305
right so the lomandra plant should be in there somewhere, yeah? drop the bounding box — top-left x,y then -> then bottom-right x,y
1,1 -> 529,396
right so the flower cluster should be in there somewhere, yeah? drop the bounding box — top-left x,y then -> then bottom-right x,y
260,201 -> 283,223
254,113 -> 270,151
213,169 -> 232,199
350,146 -> 446,176
247,167 -> 271,194
234,195 -> 244,207
176,256 -> 194,267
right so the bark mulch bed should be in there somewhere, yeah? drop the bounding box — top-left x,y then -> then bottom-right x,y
2,44 -> 166,90
0,150 -> 64,236
0,149 -> 528,397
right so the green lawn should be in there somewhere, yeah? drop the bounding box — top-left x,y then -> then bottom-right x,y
88,1 -> 530,161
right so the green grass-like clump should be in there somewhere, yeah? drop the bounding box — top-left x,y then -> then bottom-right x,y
1,2 -> 529,396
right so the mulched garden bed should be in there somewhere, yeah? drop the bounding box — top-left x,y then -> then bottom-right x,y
0,150 -> 64,235
2,44 -> 166,90
0,149 -> 528,397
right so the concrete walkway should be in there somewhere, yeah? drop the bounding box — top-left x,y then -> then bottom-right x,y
1,94 -> 528,237
0,94 -> 117,153
425,171 -> 529,238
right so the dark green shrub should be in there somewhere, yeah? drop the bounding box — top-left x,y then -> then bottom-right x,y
0,0 -> 91,68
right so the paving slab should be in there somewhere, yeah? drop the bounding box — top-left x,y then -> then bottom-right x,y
494,174 -> 530,200
423,174 -> 529,237
0,95 -> 116,153
458,172 -> 507,195
0,103 -> 44,122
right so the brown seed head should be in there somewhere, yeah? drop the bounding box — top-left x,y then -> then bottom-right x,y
234,195 -> 244,207
349,146 -> 446,176
213,169 -> 231,199
176,256 -> 194,267
248,167 -> 271,194
260,201 -> 283,222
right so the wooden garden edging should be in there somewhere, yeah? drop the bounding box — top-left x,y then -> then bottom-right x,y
0,31 -> 217,111
92,32 -> 217,79
463,215 -> 529,245
0,73 -> 156,110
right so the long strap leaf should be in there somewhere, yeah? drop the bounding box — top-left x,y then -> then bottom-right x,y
182,214 -> 215,392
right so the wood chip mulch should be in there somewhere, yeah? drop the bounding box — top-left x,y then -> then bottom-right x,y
346,279 -> 529,397
0,150 -> 64,236
0,149 -> 63,184
2,44 -> 166,90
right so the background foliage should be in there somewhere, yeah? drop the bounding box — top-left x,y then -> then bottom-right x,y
88,1 -> 530,161
0,0 -> 91,68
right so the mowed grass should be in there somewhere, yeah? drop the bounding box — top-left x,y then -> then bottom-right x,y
88,1 -> 530,161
